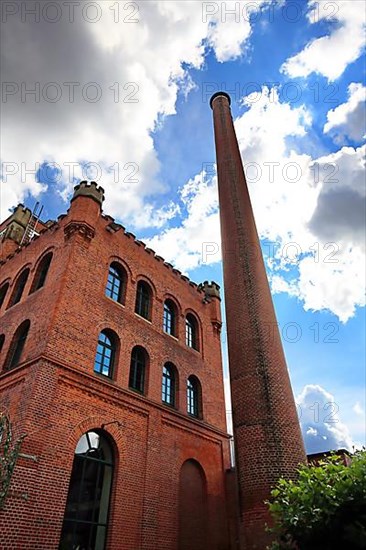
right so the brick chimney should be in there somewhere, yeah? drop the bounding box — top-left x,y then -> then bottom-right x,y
210,92 -> 306,549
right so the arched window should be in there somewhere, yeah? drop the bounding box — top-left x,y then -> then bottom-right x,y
163,300 -> 177,336
179,460 -> 208,550
129,346 -> 147,394
94,330 -> 117,378
7,269 -> 30,309
59,430 -> 114,550
186,314 -> 199,350
135,281 -> 152,320
30,252 -> 53,294
105,262 -> 126,304
187,376 -> 202,418
0,335 -> 5,354
4,320 -> 30,371
0,282 -> 9,309
162,362 -> 177,407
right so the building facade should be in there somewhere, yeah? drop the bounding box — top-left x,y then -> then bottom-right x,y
0,182 -> 235,550
0,92 -> 306,550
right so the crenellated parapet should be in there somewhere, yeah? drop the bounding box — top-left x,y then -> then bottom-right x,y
102,215 -> 208,297
198,280 -> 221,300
71,181 -> 105,209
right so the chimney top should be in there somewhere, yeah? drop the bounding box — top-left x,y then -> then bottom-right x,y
210,91 -> 231,109
71,181 -> 105,208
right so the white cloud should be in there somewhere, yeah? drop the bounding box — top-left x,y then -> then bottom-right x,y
296,384 -> 354,454
206,0 -> 268,62
234,89 -> 365,323
145,170 -> 221,272
144,86 -> 365,322
1,4 -> 364,324
324,82 -> 366,143
281,1 -> 366,81
0,0 -> 265,222
353,401 -> 365,417
236,89 -> 365,323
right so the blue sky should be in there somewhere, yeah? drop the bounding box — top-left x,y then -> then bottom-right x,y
1,0 -> 365,453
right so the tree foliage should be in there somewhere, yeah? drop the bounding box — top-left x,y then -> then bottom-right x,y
0,411 -> 25,509
267,450 -> 366,550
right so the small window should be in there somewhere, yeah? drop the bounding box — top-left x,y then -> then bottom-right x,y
0,283 -> 9,309
94,330 -> 116,378
30,252 -> 52,294
105,262 -> 126,304
187,376 -> 201,418
129,346 -> 147,394
4,320 -> 30,371
7,269 -> 30,309
163,300 -> 177,336
186,314 -> 199,351
135,281 -> 152,320
162,362 -> 177,407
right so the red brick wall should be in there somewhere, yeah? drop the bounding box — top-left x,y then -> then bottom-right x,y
0,192 -> 232,549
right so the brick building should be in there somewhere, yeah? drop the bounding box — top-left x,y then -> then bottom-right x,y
0,182 -> 235,550
0,92 -> 306,550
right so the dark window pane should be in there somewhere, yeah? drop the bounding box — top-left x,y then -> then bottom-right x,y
0,283 -> 9,309
5,321 -> 30,371
129,347 -> 146,393
135,282 -> 151,320
105,264 -> 124,304
187,377 -> 199,417
59,431 -> 113,550
163,303 -> 172,334
186,315 -> 198,350
162,364 -> 175,406
30,253 -> 52,293
7,269 -> 30,308
94,331 -> 115,378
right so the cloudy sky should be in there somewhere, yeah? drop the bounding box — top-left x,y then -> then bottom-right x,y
1,0 -> 365,453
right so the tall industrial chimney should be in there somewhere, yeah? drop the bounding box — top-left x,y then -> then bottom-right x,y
210,92 -> 306,549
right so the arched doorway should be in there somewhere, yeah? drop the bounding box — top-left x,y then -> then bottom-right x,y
178,459 -> 208,550
59,430 -> 114,550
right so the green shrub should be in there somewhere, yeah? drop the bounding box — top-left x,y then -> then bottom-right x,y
267,450 -> 366,550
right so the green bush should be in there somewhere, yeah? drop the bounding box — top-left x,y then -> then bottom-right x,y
267,450 -> 366,550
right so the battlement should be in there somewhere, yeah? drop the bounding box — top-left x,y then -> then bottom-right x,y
71,181 -> 105,208
198,280 -> 221,299
1,184 -> 213,301
0,204 -> 32,236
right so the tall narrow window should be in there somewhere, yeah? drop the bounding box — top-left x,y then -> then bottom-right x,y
7,269 -> 30,309
59,430 -> 114,550
0,335 -> 5,354
30,252 -> 53,294
162,362 -> 177,406
129,346 -> 147,394
187,376 -> 201,418
0,283 -> 9,309
163,300 -> 177,336
135,281 -> 152,320
94,330 -> 116,378
4,320 -> 30,371
105,262 -> 126,304
186,314 -> 199,350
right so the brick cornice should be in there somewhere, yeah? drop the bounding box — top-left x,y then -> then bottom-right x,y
63,220 -> 95,241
